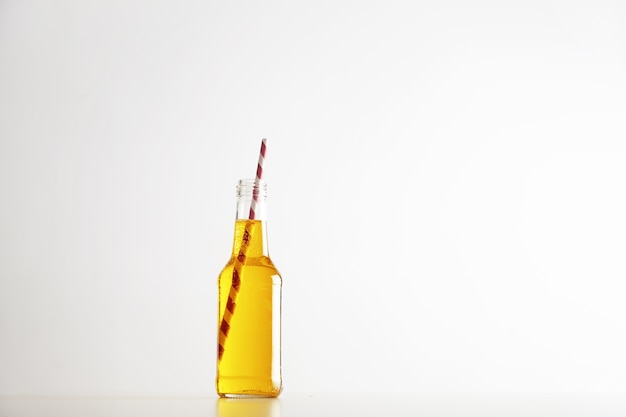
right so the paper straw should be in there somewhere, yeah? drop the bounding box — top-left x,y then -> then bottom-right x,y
249,138 -> 267,220
218,139 -> 267,361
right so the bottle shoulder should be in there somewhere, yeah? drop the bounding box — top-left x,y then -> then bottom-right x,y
220,256 -> 282,280
223,255 -> 278,267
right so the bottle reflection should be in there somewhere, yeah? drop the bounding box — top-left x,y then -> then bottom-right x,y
217,398 -> 281,417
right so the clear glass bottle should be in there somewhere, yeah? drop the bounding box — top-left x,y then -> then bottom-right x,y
216,179 -> 282,398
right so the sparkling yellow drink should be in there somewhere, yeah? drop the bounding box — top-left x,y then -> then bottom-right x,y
217,220 -> 282,397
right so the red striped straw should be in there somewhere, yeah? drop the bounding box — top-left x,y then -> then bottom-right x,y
218,138 -> 268,361
249,138 -> 267,220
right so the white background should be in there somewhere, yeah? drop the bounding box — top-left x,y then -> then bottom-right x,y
1,0 -> 625,396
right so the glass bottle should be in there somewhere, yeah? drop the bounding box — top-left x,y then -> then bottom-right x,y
216,179 -> 282,398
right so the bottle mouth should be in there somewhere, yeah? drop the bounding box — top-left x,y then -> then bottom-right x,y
236,179 -> 267,197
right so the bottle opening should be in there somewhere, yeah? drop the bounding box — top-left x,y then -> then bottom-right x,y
237,179 -> 267,198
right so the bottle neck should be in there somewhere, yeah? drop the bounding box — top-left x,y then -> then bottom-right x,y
230,218 -> 269,258
231,179 -> 269,258
235,194 -> 267,222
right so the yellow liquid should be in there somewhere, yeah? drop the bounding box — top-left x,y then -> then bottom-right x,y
217,220 -> 282,397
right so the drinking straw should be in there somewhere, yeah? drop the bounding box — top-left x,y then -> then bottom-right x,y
218,139 -> 267,361
249,138 -> 266,220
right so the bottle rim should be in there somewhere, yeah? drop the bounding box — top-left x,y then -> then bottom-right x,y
236,178 -> 267,197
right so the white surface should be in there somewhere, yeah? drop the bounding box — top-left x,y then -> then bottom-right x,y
1,0 -> 626,395
1,394 -> 626,417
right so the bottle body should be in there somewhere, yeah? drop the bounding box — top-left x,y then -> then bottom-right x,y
216,181 -> 282,398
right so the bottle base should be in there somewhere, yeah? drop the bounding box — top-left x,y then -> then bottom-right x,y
220,392 -> 281,399
216,376 -> 282,398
